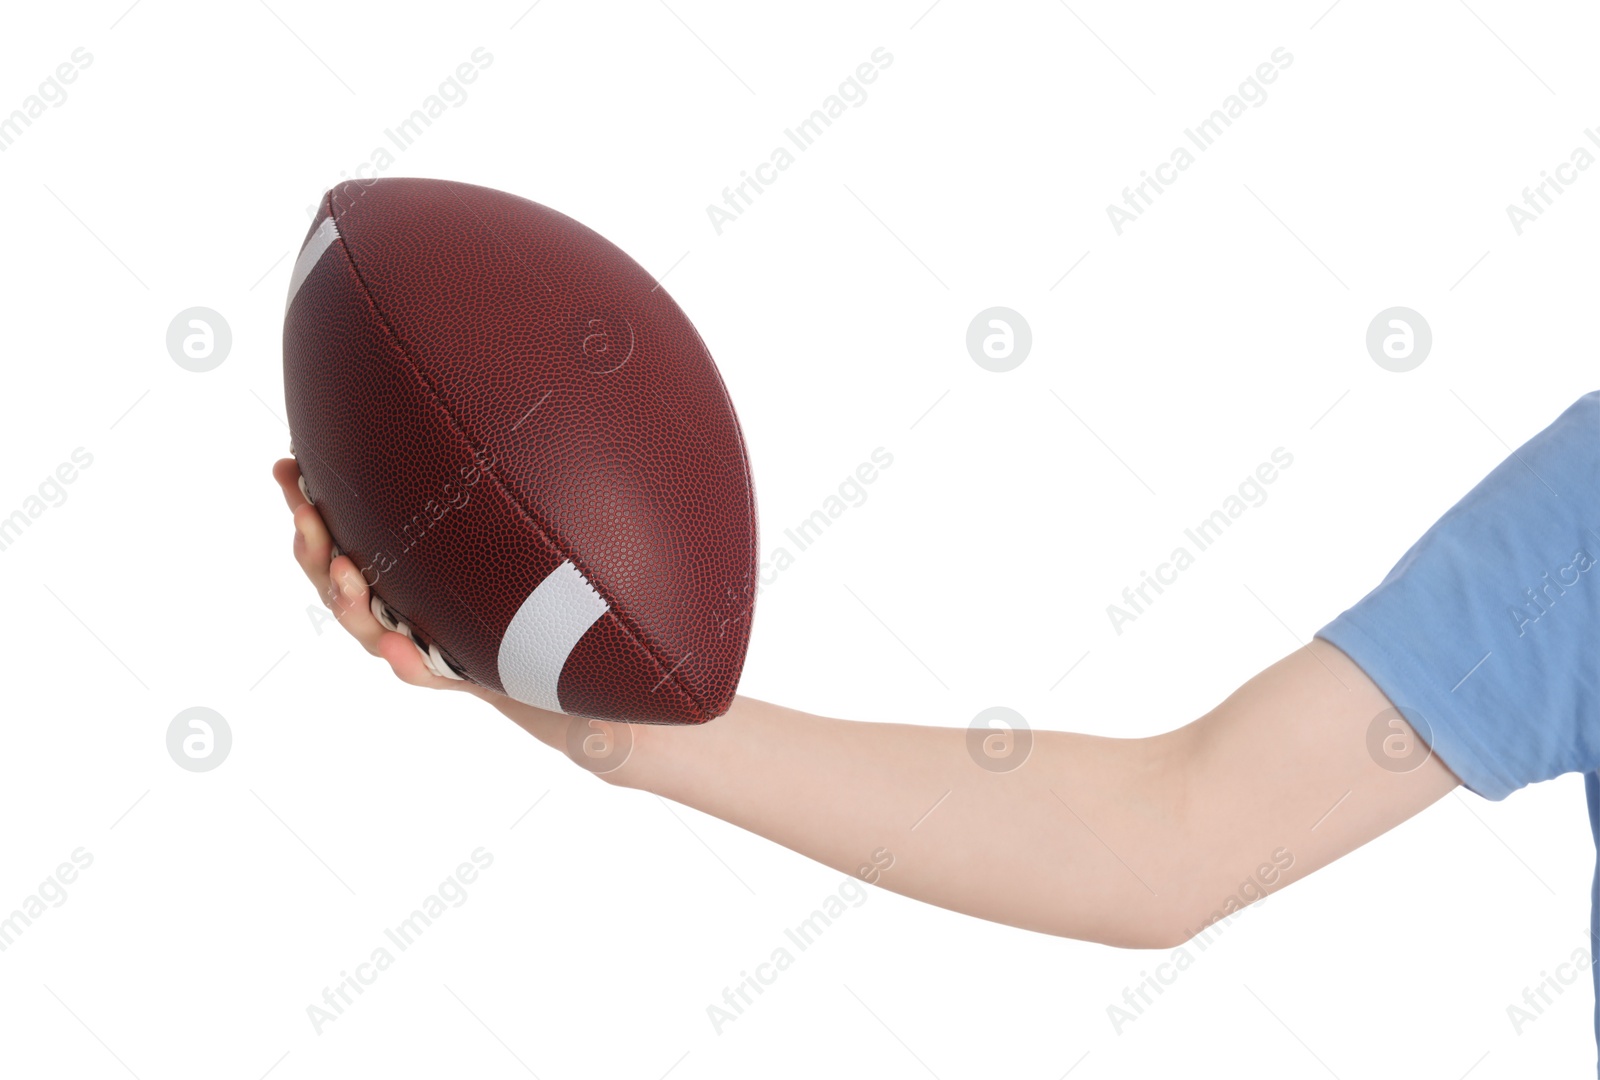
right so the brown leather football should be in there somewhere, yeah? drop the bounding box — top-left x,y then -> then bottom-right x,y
282,177 -> 757,723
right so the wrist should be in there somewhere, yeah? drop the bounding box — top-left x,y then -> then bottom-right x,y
593,711 -> 703,794
594,695 -> 773,795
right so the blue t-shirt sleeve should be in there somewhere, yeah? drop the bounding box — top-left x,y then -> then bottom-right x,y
1316,391 -> 1600,800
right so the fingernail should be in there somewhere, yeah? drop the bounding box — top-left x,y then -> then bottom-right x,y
339,568 -> 360,599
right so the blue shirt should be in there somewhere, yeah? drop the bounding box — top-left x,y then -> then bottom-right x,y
1316,390 -> 1600,1069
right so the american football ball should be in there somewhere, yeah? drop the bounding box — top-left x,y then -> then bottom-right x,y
282,177 -> 757,724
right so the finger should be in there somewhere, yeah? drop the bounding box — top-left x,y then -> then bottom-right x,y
292,502 -> 336,601
378,630 -> 477,693
327,556 -> 389,655
273,458 -> 308,513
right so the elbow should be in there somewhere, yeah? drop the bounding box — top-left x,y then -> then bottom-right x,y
1148,890 -> 1271,950
1070,877 -> 1231,950
1143,914 -> 1205,951
1094,913 -> 1210,952
1109,911 -> 1199,952
1052,897 -> 1200,951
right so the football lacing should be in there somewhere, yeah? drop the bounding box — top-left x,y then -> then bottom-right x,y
369,592 -> 465,682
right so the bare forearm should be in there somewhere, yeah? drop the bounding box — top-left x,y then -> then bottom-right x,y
275,462 -> 1458,952
603,642 -> 1459,949
612,698 -> 1188,947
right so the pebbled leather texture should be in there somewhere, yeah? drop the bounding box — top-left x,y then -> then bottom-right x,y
282,177 -> 758,723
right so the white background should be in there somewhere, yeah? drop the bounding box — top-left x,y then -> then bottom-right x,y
0,0 -> 1596,1076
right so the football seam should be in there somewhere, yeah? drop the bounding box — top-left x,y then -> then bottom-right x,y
323,194 -> 712,721
445,178 -> 757,715
437,179 -> 757,685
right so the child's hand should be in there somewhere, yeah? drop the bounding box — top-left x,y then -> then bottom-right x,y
271,458 -> 581,756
